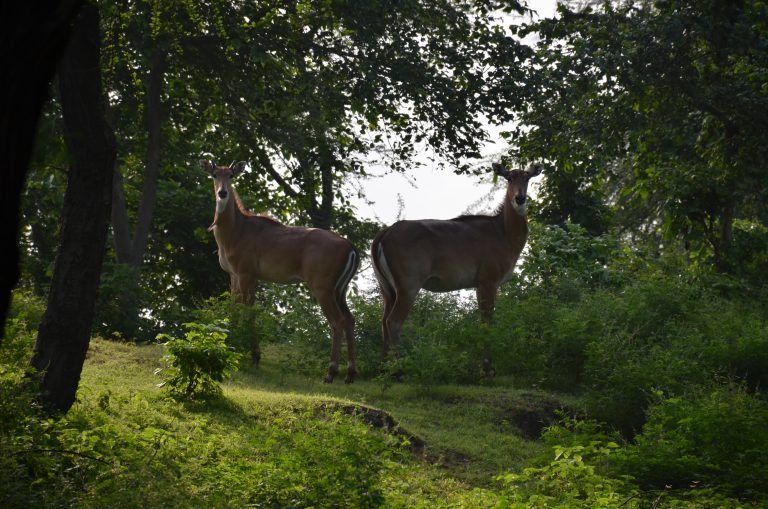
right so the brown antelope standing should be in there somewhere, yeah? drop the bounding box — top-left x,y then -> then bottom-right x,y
371,162 -> 541,373
202,160 -> 360,383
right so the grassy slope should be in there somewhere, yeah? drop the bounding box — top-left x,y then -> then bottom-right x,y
73,339 -> 568,508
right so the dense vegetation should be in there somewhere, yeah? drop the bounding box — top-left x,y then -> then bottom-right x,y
4,220 -> 768,507
3,0 -> 768,507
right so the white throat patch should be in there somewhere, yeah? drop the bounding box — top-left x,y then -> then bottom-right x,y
216,194 -> 229,213
511,199 -> 528,217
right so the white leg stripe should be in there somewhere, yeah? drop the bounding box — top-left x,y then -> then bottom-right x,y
335,249 -> 357,296
375,242 -> 396,300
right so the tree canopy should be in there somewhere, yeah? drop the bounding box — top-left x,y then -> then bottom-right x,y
16,0 -> 768,341
510,0 -> 768,275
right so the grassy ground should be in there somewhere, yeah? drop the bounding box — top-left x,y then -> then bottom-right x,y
71,338 -> 570,508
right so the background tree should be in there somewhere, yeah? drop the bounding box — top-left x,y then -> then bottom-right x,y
509,0 -> 768,276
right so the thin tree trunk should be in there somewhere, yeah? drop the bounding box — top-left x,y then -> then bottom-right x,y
715,201 -> 735,274
110,51 -> 164,266
0,0 -> 82,341
110,165 -> 133,264
131,51 -> 164,264
313,160 -> 334,230
30,3 -> 116,414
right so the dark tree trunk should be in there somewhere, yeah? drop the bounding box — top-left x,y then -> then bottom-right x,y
30,3 -> 116,414
0,0 -> 82,342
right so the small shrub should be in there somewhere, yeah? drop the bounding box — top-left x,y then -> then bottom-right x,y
155,321 -> 242,399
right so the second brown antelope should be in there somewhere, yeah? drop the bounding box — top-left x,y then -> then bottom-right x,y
202,160 -> 360,383
371,162 -> 541,374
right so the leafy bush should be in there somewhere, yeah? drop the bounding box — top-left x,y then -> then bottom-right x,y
384,292 -> 487,386
618,386 -> 768,499
495,439 -> 637,508
495,415 -> 761,509
1,291 -> 97,508
520,221 -> 625,290
156,321 -> 242,399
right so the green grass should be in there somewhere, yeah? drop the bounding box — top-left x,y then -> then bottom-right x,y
65,338 -> 562,508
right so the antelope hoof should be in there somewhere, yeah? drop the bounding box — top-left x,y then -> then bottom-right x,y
325,362 -> 339,383
482,358 -> 496,378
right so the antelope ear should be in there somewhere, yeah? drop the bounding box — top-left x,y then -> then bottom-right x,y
492,162 -> 508,177
201,160 -> 216,175
526,164 -> 543,178
230,161 -> 247,176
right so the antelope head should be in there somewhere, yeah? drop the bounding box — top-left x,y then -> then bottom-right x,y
201,160 -> 247,213
493,162 -> 542,216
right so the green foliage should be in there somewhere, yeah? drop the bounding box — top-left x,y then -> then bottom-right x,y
512,0 -> 768,274
730,219 -> 768,290
155,321 -> 241,399
1,292 -> 89,507
230,412 -> 396,509
1,332 -> 409,508
619,386 -> 768,499
495,415 -> 762,509
192,293 -> 280,364
3,290 -> 46,369
520,221 -> 625,290
93,262 -> 151,341
495,440 -> 637,509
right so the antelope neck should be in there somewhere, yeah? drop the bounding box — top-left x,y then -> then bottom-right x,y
211,191 -> 246,244
500,196 -> 528,246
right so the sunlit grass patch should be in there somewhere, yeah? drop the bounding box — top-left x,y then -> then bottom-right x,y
66,337 -> 557,507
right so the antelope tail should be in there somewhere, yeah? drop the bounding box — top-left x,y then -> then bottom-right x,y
335,246 -> 360,301
371,235 -> 396,303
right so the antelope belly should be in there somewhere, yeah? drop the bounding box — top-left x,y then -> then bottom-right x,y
422,275 -> 474,292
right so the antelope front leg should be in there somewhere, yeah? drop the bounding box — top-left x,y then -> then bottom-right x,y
476,284 -> 498,377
